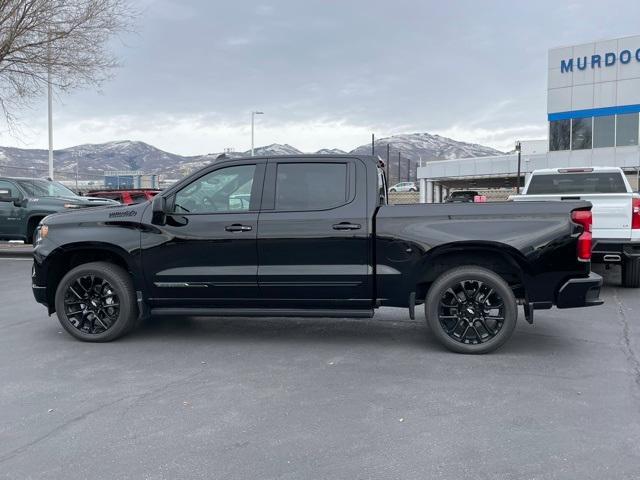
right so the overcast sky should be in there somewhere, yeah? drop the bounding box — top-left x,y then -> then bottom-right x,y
4,0 -> 640,155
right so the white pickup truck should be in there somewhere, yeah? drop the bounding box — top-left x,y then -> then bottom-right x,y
510,167 -> 640,287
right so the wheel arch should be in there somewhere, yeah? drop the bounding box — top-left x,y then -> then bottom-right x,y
43,242 -> 142,312
414,241 -> 530,302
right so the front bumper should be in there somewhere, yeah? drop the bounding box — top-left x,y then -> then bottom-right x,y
556,272 -> 604,309
592,239 -> 640,263
31,260 -> 49,308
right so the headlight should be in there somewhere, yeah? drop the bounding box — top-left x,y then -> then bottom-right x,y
34,224 -> 48,245
63,203 -> 83,209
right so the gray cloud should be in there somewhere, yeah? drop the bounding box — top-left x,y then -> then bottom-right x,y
4,0 -> 640,154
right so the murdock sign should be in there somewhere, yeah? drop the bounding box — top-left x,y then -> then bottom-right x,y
560,47 -> 640,73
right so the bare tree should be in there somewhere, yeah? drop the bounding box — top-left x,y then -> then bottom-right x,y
0,0 -> 135,127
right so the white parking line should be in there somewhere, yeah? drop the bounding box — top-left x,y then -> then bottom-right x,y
0,257 -> 32,261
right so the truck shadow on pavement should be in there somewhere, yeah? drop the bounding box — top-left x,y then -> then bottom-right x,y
121,266 -> 617,353
121,310 -> 573,355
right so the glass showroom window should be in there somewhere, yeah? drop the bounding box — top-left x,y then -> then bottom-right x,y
571,118 -> 592,150
593,115 -> 615,148
549,120 -> 570,151
616,113 -> 639,147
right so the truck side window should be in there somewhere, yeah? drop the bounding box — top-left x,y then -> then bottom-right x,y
275,163 -> 348,211
174,165 -> 255,214
0,180 -> 16,197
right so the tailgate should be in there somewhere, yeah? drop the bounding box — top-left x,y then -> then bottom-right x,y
511,193 -> 632,239
582,194 -> 632,239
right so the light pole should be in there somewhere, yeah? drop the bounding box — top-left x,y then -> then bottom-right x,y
251,111 -> 264,156
47,33 -> 54,180
515,140 -> 522,194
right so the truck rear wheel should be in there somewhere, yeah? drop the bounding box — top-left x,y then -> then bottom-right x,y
54,262 -> 137,342
425,266 -> 517,354
622,258 -> 640,288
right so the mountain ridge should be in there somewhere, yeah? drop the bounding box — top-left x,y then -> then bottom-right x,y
0,132 -> 503,183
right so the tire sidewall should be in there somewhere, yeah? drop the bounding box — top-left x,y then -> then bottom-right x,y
54,262 -> 136,342
426,266 -> 517,354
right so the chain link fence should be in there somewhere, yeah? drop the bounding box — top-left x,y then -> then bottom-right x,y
388,188 -> 517,205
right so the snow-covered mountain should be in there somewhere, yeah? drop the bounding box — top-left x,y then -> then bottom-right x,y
0,140 -> 190,178
315,148 -> 348,155
348,132 -> 502,183
249,143 -> 302,156
0,133 -> 502,182
350,132 -> 501,160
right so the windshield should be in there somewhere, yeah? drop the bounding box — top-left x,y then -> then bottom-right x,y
16,179 -> 78,198
527,172 -> 627,194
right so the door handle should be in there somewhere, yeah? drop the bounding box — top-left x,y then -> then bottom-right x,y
332,222 -> 361,231
225,224 -> 252,232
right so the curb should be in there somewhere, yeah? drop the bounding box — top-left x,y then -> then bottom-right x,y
0,247 -> 33,258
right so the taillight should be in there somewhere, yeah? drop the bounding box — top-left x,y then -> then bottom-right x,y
632,197 -> 640,230
571,210 -> 592,262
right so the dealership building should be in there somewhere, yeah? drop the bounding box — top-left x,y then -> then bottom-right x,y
418,34 -> 640,202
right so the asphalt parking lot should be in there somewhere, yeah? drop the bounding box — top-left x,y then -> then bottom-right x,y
1,257 -> 639,480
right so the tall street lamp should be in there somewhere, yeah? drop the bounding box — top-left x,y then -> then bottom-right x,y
251,111 -> 264,156
47,32 -> 54,180
46,30 -> 65,180
515,140 -> 522,194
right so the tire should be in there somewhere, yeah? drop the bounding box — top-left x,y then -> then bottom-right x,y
622,257 -> 640,288
425,266 -> 517,354
54,262 -> 137,342
389,188 -> 396,193
409,188 -> 417,192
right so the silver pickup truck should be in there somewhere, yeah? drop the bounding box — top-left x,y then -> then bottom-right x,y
510,167 -> 640,287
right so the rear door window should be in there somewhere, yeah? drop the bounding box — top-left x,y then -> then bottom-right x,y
274,163 -> 349,211
527,172 -> 627,194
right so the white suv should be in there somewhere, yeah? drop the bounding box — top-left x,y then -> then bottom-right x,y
389,182 -> 418,193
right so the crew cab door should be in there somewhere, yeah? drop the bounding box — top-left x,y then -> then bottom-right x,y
0,180 -> 25,238
257,158 -> 371,309
141,161 -> 265,308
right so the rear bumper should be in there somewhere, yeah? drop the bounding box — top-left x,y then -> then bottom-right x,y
556,272 -> 604,309
592,239 -> 640,263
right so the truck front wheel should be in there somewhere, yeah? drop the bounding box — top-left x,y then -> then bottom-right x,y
425,266 -> 518,354
54,262 -> 138,342
622,257 -> 640,288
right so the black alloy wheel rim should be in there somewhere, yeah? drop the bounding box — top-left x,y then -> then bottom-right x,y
63,275 -> 120,334
438,279 -> 505,345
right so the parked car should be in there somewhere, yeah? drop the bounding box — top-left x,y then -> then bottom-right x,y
87,189 -> 160,205
510,167 -> 640,287
0,177 -> 118,243
32,155 -> 602,353
389,182 -> 418,192
445,190 -> 480,203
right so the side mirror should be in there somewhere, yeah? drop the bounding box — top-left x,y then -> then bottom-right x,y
151,194 -> 168,225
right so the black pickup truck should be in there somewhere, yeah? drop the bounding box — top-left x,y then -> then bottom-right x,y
32,155 -> 603,353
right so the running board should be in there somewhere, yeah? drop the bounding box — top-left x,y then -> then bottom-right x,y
150,308 -> 375,318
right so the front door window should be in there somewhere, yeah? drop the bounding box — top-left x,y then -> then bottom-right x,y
174,165 -> 255,214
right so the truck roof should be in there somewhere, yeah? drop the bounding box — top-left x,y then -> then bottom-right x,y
0,176 -> 52,181
215,154 -> 384,167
